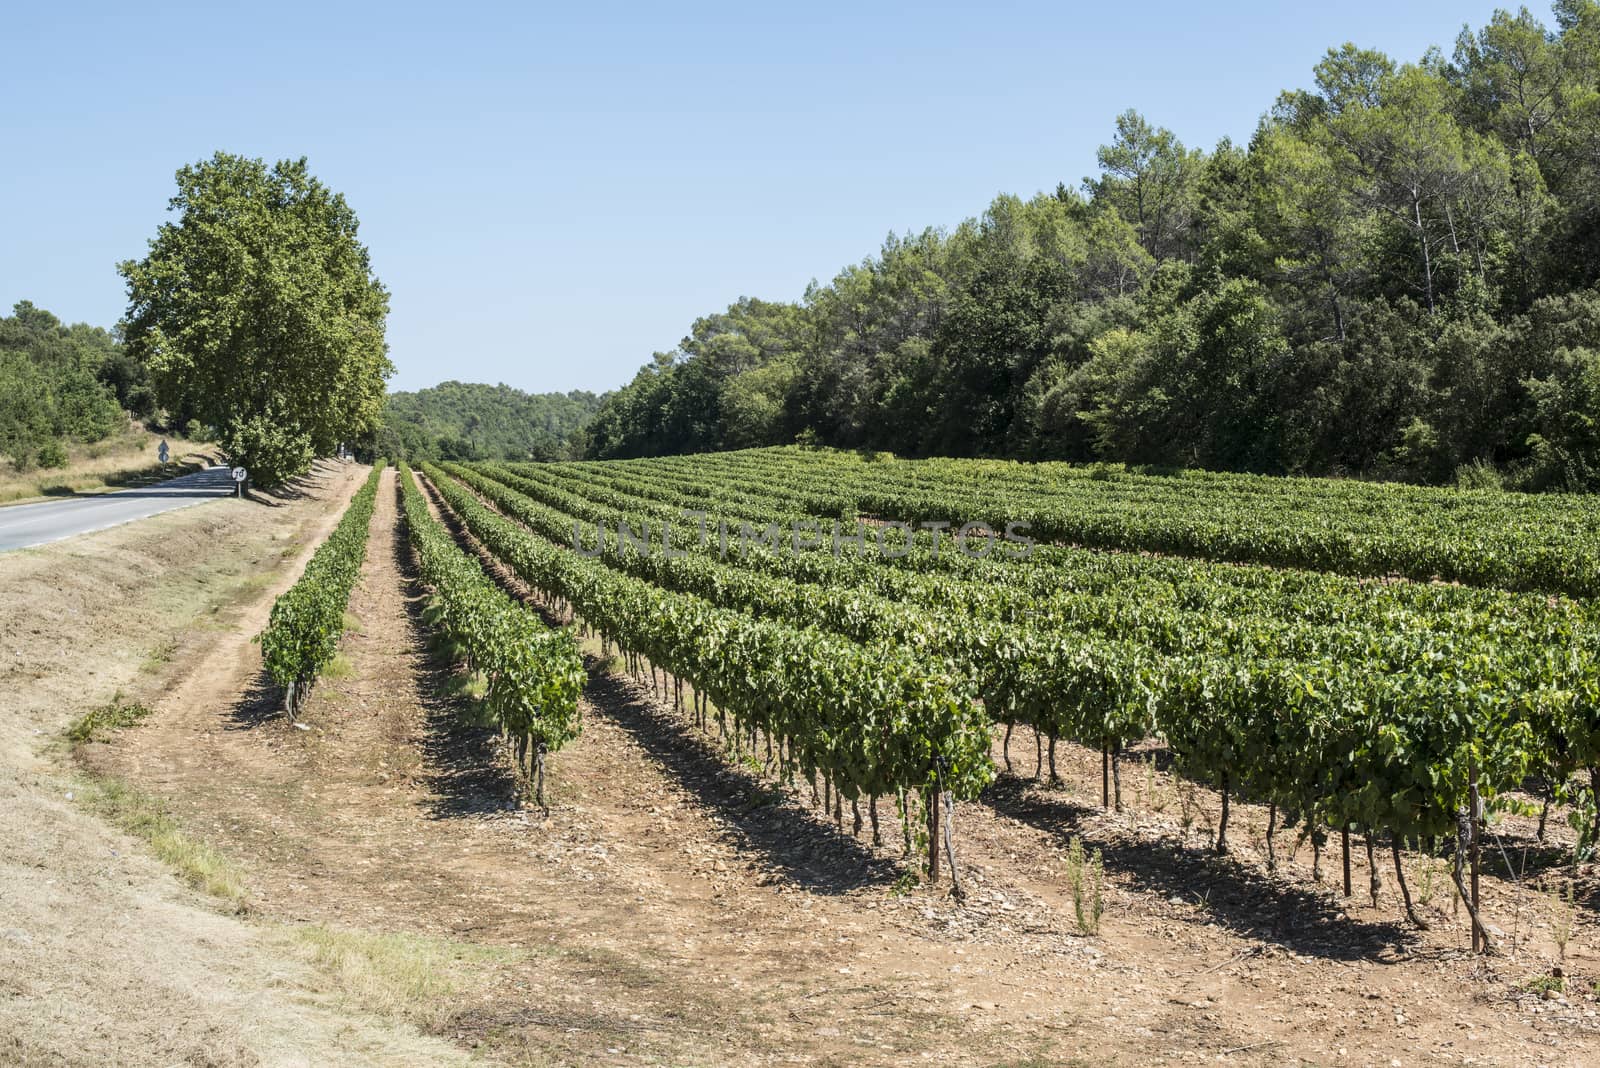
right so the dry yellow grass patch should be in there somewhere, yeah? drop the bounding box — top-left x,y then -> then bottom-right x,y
289,925 -> 517,1028
75,776 -> 248,909
0,426 -> 213,504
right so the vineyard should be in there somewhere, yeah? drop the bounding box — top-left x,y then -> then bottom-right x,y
367,445 -> 1600,952
35,2 -> 1600,1058
258,463 -> 386,718
398,463 -> 586,802
45,450 -> 1600,1064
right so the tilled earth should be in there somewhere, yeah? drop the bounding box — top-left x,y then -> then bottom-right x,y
78,468 -> 1600,1066
0,460 -> 475,1067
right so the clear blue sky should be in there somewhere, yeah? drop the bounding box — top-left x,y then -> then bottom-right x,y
2,0 -> 1519,396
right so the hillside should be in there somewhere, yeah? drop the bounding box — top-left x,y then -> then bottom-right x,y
379,381 -> 602,462
0,424 -> 212,505
1,301 -> 153,472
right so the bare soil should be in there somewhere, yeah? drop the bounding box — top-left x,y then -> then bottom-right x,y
61,467 -> 1600,1066
0,460 -> 475,1067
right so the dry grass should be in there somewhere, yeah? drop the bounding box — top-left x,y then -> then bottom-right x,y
288,924 -> 515,1028
0,426 -> 213,504
67,696 -> 248,907
75,776 -> 248,909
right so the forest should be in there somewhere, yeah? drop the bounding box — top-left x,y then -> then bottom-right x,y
578,3 -> 1600,491
0,304 -> 598,473
378,381 -> 602,461
0,301 -> 150,471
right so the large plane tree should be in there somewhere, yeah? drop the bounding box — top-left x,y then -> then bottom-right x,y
120,152 -> 391,485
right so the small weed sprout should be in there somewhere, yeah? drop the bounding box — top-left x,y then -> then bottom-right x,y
1524,972 -> 1565,996
1065,837 -> 1105,935
1178,781 -> 1197,841
1416,855 -> 1448,908
1546,877 -> 1577,960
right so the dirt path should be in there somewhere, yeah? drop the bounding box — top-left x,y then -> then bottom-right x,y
106,470 -> 1031,1063
0,460 -> 476,1067
84,467 -> 1600,1067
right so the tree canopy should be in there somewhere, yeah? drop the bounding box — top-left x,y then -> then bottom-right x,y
0,301 -> 137,471
577,2 -> 1600,492
377,381 -> 602,462
119,153 -> 391,485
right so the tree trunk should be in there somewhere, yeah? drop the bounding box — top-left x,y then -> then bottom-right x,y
1392,837 -> 1429,929
1414,194 -> 1436,314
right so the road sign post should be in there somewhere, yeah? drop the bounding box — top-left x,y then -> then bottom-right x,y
157,439 -> 170,465
231,466 -> 248,498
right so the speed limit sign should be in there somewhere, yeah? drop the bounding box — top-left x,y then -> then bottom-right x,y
231,467 -> 248,498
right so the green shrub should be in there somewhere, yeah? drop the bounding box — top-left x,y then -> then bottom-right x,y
1453,458 -> 1503,491
1065,837 -> 1105,935
223,413 -> 315,487
36,439 -> 68,469
68,699 -> 154,742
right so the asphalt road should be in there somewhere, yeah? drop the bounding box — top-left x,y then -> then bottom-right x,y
0,466 -> 238,553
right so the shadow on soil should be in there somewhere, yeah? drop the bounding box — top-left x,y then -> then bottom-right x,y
415,469 -> 902,895
247,460 -> 348,508
982,773 -> 1419,960
225,666 -> 286,730
585,660 -> 901,896
389,476 -> 524,819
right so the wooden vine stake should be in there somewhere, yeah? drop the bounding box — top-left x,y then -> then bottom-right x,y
1365,828 -> 1380,907
1469,759 -> 1484,953
1215,771 -> 1230,855
1101,745 -> 1110,809
1450,757 -> 1492,953
1342,827 -> 1352,897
